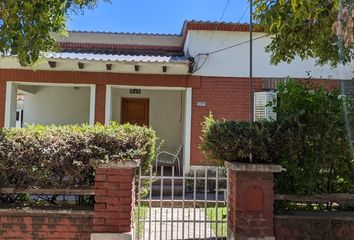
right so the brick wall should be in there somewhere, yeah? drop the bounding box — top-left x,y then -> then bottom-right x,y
190,77 -> 263,165
0,162 -> 138,240
227,163 -> 282,239
93,167 -> 135,233
0,210 -> 93,239
275,214 -> 354,240
228,169 -> 275,239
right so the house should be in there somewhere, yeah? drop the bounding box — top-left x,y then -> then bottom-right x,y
0,21 -> 352,171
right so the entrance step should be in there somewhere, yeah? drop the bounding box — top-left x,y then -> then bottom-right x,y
151,184 -> 184,197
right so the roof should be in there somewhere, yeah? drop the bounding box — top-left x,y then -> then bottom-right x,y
181,20 -> 264,34
68,30 -> 179,36
59,42 -> 184,56
47,52 -> 189,64
58,20 -> 261,54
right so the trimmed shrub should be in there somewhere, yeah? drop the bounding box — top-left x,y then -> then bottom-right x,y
201,114 -> 277,164
0,123 -> 156,188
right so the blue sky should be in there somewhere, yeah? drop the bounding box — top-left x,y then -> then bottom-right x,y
67,0 -> 250,34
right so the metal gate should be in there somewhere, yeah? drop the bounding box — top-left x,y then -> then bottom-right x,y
135,166 -> 228,240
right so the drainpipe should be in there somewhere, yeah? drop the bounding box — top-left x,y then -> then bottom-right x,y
249,0 -> 253,123
249,0 -> 254,163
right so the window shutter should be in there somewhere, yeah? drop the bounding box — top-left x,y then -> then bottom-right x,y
254,92 -> 277,121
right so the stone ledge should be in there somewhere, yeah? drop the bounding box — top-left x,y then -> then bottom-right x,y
0,208 -> 94,217
275,213 -> 354,221
91,233 -> 132,240
91,159 -> 141,169
226,162 -> 284,173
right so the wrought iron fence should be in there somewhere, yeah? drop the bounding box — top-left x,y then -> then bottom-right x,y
135,165 -> 228,240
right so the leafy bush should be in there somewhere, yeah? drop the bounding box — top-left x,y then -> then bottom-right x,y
0,123 -> 156,188
273,80 -> 354,195
201,113 -> 277,164
201,80 -> 354,196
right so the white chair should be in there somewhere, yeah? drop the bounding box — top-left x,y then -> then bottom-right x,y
155,144 -> 182,175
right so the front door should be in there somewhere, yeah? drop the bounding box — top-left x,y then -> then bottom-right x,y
121,98 -> 149,126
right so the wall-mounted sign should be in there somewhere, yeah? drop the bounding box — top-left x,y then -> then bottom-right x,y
197,101 -> 206,107
130,89 -> 142,94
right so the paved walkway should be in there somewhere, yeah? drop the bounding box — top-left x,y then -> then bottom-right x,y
139,207 -> 218,240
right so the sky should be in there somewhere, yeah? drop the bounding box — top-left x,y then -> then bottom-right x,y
67,0 -> 250,34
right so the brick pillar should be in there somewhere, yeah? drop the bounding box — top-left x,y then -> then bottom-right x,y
91,160 -> 138,240
95,84 -> 106,124
227,162 -> 283,240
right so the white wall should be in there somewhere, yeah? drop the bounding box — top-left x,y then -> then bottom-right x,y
22,86 -> 90,125
185,30 -> 353,80
111,88 -> 185,150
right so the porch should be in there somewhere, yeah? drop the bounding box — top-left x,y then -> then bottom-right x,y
4,82 -> 192,172
106,85 -> 192,173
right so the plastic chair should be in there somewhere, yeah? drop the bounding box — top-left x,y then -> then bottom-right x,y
155,144 -> 182,175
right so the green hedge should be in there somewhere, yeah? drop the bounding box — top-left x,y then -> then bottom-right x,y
0,123 -> 156,188
201,114 -> 277,164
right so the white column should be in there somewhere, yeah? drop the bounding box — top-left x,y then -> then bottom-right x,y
89,85 -> 96,126
105,85 -> 112,125
4,82 -> 18,128
183,88 -> 192,172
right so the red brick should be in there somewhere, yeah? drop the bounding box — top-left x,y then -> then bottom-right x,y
119,197 -> 133,204
0,211 -> 93,240
106,189 -> 131,196
228,168 -> 276,239
118,225 -> 132,233
105,218 -> 131,226
95,174 -> 107,182
107,175 -> 133,183
93,217 -> 106,225
95,182 -> 119,189
93,225 -> 120,233
95,188 -> 107,195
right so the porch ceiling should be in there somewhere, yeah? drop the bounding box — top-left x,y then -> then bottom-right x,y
0,54 -> 191,75
48,52 -> 189,64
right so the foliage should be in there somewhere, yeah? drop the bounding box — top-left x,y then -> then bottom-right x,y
201,113 -> 277,164
201,80 -> 354,195
272,80 -> 354,195
0,123 -> 156,188
0,0 -> 107,66
253,0 -> 353,66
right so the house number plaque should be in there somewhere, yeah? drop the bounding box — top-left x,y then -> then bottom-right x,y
129,89 -> 142,94
197,101 -> 206,107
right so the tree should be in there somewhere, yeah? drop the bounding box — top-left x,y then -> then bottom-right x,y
253,0 -> 353,66
0,0 -> 105,66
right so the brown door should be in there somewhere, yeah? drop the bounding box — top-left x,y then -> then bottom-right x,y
121,98 -> 149,126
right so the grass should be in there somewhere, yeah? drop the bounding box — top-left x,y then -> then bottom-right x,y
206,206 -> 228,238
134,205 -> 148,238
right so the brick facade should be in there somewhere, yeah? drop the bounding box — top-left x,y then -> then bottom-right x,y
0,69 -> 340,166
95,85 -> 106,124
0,210 -> 93,239
190,77 -> 263,165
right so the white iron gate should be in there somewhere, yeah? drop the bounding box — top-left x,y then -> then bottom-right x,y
135,166 -> 228,240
